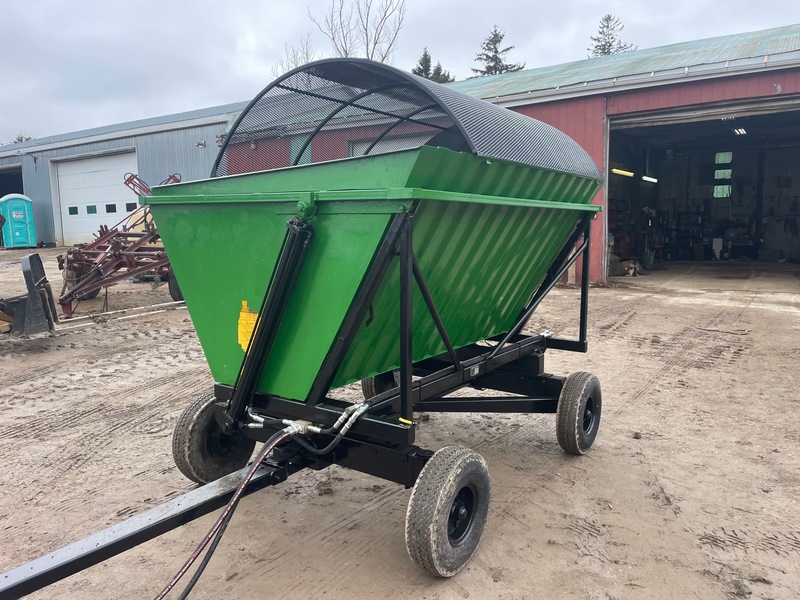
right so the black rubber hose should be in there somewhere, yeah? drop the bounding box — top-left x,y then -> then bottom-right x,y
154,428 -> 292,600
291,432 -> 346,456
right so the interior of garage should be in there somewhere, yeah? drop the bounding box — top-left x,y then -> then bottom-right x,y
607,107 -> 800,271
0,167 -> 23,197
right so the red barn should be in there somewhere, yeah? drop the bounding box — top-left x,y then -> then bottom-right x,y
451,24 -> 800,282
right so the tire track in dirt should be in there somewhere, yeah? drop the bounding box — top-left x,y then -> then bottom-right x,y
2,370 -> 211,541
698,527 -> 800,556
239,484 -> 407,599
570,517 -> 610,563
0,324 -> 200,389
0,370 -> 208,442
601,294 -> 758,526
618,304 -> 752,403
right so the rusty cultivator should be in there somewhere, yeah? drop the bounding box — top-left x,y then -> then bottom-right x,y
57,173 -> 183,318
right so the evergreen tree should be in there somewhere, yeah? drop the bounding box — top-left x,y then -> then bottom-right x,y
587,14 -> 637,57
412,48 -> 433,78
412,48 -> 455,83
471,26 -> 525,76
430,62 -> 454,83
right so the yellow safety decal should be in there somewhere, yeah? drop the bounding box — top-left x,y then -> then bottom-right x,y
398,417 -> 414,425
238,300 -> 258,352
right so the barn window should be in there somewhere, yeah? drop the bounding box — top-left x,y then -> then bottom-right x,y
68,206 -> 78,215
86,205 -> 97,214
713,151 -> 733,198
126,202 -> 137,212
105,204 -> 117,213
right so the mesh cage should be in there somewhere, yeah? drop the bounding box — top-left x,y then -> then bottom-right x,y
212,59 -> 603,181
213,60 -> 465,178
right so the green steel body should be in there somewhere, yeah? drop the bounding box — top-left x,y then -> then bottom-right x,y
145,146 -> 601,402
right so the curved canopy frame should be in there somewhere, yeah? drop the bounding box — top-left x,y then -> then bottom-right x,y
212,58 -> 603,181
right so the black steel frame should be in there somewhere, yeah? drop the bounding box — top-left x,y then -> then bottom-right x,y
216,207 -> 596,471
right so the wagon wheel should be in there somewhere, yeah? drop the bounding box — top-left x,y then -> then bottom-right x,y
556,371 -> 602,455
360,370 -> 399,400
405,446 -> 491,577
167,271 -> 184,302
64,267 -> 101,300
172,392 -> 256,484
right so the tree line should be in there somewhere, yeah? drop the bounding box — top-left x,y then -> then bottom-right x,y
280,1 -> 636,84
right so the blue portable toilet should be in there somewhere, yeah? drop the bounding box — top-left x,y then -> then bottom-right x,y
0,194 -> 37,248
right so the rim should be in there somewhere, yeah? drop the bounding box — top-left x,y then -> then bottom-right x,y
582,397 -> 596,435
448,484 -> 477,546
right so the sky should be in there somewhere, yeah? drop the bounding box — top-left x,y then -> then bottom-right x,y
0,0 -> 798,144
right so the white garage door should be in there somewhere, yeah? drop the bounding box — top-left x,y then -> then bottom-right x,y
56,152 -> 139,245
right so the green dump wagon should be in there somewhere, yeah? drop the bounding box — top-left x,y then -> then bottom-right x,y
149,58 -> 604,582
0,59 -> 607,597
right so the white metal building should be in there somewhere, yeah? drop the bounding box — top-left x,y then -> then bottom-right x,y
0,103 -> 246,246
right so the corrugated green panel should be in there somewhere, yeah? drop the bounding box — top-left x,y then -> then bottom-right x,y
403,148 -> 601,201
332,198 -> 584,387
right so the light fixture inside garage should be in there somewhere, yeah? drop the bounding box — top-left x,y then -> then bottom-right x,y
733,128 -> 747,135
611,168 -> 634,177
641,147 -> 657,183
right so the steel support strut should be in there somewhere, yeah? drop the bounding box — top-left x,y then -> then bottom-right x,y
399,213 -> 414,423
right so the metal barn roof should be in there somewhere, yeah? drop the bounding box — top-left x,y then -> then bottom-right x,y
450,24 -> 800,104
0,101 -> 248,158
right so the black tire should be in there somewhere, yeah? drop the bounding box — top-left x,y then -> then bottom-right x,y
405,446 -> 491,577
167,271 -> 184,302
360,371 -> 397,400
556,371 -> 602,455
65,268 -> 101,300
172,393 -> 256,484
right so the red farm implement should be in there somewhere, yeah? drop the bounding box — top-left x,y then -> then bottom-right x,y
57,173 -> 183,318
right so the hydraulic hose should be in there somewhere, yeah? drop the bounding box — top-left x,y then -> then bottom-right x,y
154,427 -> 293,600
291,402 -> 371,456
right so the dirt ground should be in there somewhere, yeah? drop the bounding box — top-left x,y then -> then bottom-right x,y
1,247 -> 798,600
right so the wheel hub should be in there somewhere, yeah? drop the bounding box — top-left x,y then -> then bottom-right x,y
582,398 -> 596,434
206,424 -> 236,457
448,485 -> 476,546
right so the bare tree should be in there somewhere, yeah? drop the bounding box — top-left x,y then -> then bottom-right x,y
309,0 -> 405,63
272,32 -> 320,77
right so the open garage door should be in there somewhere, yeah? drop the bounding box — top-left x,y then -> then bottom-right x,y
0,165 -> 23,198
56,152 -> 138,246
607,100 -> 800,268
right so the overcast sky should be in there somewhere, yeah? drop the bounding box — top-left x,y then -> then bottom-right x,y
1,0 -> 797,144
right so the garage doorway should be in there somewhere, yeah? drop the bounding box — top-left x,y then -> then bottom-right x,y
0,165 -> 23,197
608,103 -> 800,269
